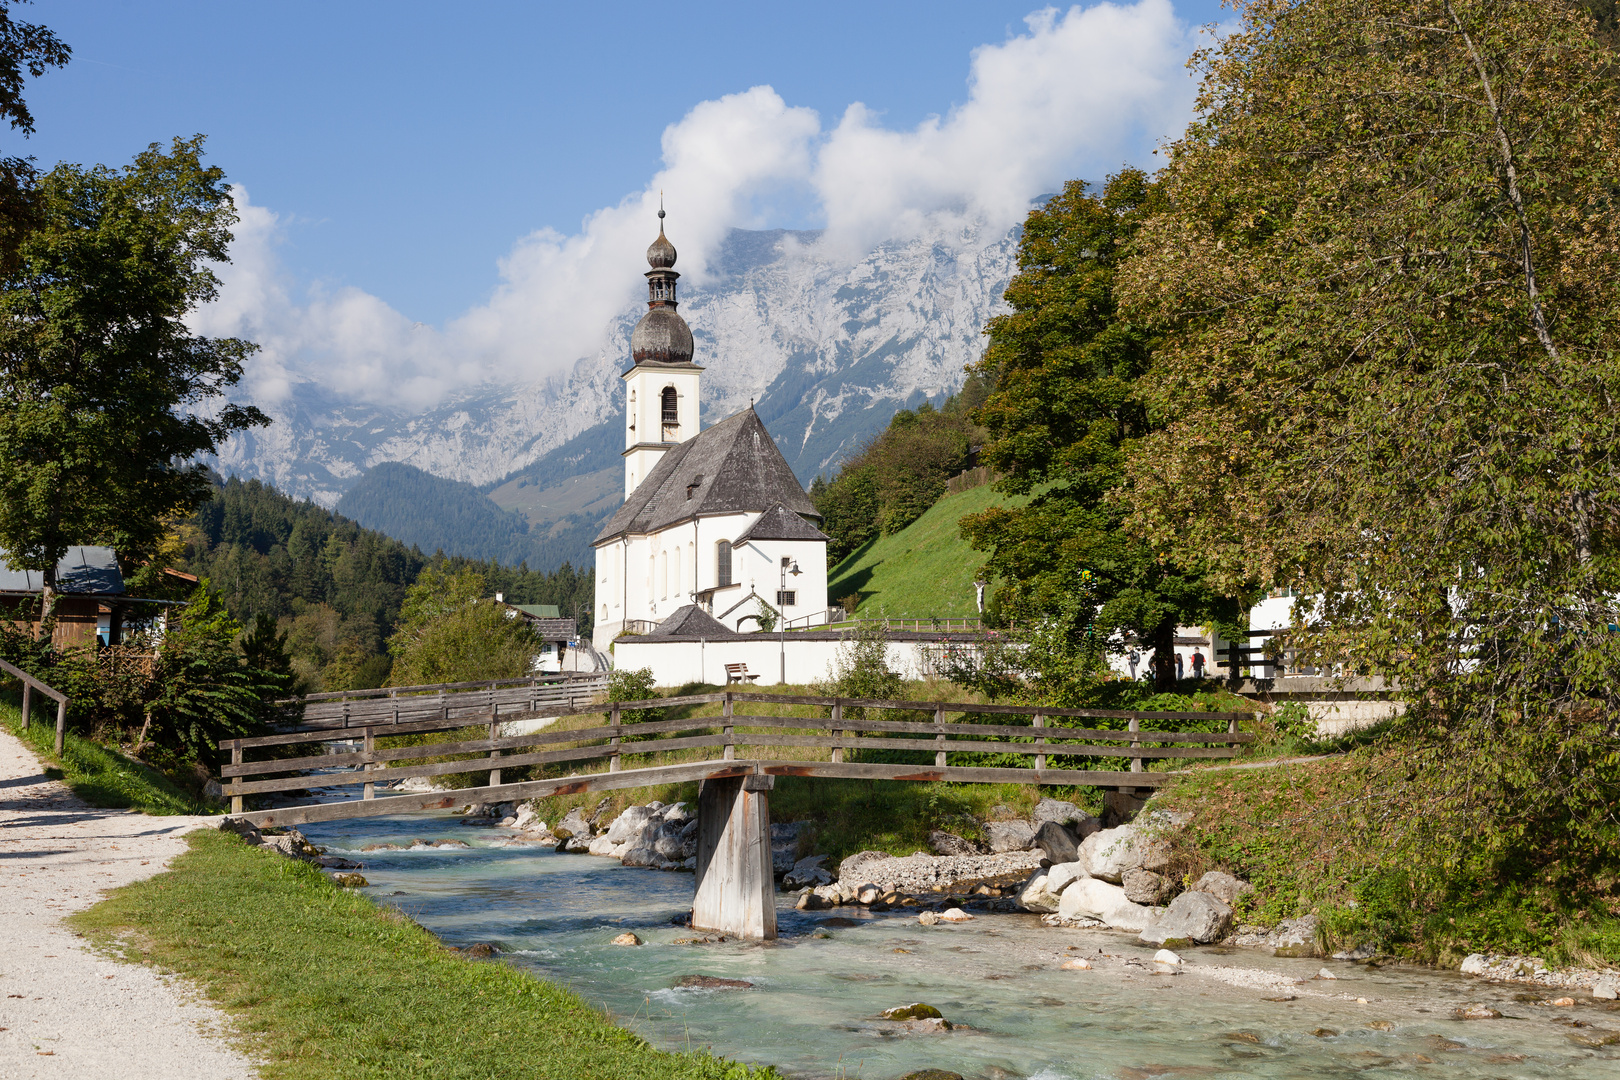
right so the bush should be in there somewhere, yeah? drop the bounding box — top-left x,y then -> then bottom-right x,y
605,667 -> 661,725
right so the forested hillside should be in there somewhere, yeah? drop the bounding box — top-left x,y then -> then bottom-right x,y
180,476 -> 593,692
336,462 -> 549,568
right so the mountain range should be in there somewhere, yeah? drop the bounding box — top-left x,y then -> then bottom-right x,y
216,217 -> 1023,570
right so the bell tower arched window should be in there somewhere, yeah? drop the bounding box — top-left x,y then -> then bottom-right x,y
661,386 -> 680,440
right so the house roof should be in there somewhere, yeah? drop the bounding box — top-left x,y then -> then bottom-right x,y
732,503 -> 829,544
594,407 -> 820,545
0,546 -> 125,595
509,604 -> 561,619
647,604 -> 731,637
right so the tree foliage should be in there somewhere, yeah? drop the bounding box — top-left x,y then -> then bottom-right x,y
386,567 -> 540,687
0,137 -> 268,614
0,0 -> 69,273
963,172 -> 1247,683
1118,0 -> 1620,898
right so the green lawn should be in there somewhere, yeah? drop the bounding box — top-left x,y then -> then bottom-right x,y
72,830 -> 782,1080
0,689 -> 207,814
826,481 -> 1021,618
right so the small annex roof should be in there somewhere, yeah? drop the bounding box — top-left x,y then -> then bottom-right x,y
594,407 -> 821,545
0,546 -> 124,595
732,503 -> 829,544
647,604 -> 731,637
509,603 -> 561,618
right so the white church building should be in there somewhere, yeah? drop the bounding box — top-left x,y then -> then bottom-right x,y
592,211 -> 830,651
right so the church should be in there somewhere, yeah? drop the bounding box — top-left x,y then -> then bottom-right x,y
592,211 -> 829,651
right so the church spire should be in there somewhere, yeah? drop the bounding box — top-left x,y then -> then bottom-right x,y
630,202 -> 693,365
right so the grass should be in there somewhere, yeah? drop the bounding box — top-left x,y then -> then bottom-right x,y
826,481 -> 1023,618
1151,743 -> 1620,969
0,689 -> 208,814
71,829 -> 782,1080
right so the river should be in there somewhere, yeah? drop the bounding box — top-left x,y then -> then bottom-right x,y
300,813 -> 1619,1079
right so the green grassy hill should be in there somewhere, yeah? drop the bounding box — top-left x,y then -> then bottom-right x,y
826,480 -> 1022,618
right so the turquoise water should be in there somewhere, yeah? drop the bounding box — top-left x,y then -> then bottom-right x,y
302,813 -> 1620,1080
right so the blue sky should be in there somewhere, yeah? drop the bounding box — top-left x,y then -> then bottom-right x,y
25,1 -> 1230,406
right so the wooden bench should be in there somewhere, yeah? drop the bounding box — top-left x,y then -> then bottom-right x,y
724,663 -> 760,685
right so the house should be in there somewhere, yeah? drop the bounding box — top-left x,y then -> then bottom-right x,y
592,211 -> 829,650
0,546 -> 162,649
495,598 -> 578,674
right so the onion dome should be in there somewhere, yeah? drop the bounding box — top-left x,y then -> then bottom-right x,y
630,205 -> 694,365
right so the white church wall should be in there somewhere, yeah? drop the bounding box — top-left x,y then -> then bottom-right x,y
612,635 -> 939,687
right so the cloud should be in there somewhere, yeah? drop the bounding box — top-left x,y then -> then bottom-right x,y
196,1 -> 1203,412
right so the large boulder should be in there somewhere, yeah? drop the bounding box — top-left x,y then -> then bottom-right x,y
653,822 -> 687,860
1058,877 -> 1158,932
557,806 -> 594,838
1122,868 -> 1171,905
1191,871 -> 1254,908
660,802 -> 692,824
1017,861 -> 1086,913
1592,975 -> 1619,1000
604,805 -> 656,844
1273,915 -> 1320,957
1032,820 -> 1080,865
1139,891 -> 1232,945
783,855 -> 833,889
929,830 -> 982,856
838,850 -> 891,882
1080,825 -> 1141,883
1033,797 -> 1102,838
984,820 -> 1037,853
620,840 -> 660,867
587,833 -> 624,857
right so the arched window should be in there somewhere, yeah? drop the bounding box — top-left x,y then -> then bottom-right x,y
716,540 -> 732,587
600,604 -> 608,623
659,550 -> 668,599
673,550 -> 682,598
661,386 -> 679,425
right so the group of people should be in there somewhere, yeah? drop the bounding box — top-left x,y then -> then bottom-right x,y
1124,647 -> 1207,682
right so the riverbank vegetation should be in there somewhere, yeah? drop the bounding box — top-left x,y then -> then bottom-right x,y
71,830 -> 782,1080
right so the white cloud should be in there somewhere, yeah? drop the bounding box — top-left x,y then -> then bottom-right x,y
196,1 -> 1203,412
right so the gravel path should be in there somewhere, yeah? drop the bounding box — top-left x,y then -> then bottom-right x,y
0,728 -> 259,1079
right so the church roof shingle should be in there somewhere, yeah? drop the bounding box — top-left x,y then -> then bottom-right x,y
593,408 -> 820,545
731,502 -> 829,544
646,604 -> 731,637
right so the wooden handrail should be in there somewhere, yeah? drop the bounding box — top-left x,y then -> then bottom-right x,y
0,658 -> 71,755
276,671 -> 605,706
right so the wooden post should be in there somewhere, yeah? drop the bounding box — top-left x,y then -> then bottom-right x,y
934,704 -> 947,767
691,772 -> 777,940
341,700 -> 351,730
1129,716 -> 1142,773
54,697 -> 66,755
363,727 -> 376,800
1033,711 -> 1046,772
229,740 -> 244,815
20,682 -> 30,729
830,699 -> 844,764
609,703 -> 622,772
488,708 -> 501,787
722,692 -> 735,761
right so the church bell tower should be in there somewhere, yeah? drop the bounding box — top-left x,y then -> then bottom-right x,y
622,205 -> 702,497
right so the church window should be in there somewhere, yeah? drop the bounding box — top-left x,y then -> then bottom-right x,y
716,541 -> 732,587
776,590 -> 797,608
661,387 -> 678,424
660,551 -> 668,599
673,552 -> 681,597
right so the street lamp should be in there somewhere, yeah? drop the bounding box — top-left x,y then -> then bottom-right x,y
779,556 -> 801,683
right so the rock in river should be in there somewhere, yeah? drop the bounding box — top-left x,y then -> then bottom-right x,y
1032,820 -> 1080,865
882,1003 -> 943,1020
1033,797 -> 1101,838
610,932 -> 642,946
1191,870 -> 1255,907
1016,861 -> 1085,913
1122,868 -> 1170,905
928,829 -> 982,856
1139,891 -> 1233,946
984,819 -> 1037,853
1058,877 -> 1158,932
676,975 -> 754,990
1079,825 -> 1141,883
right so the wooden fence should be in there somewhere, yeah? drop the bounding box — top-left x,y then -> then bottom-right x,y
274,672 -> 608,730
0,658 -> 71,755
220,690 -> 1252,822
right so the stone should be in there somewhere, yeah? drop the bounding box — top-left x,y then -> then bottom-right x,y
1272,915 -> 1320,958
331,872 -> 368,887
929,829 -> 982,856
918,911 -> 940,925
855,884 -> 882,905
604,805 -> 656,844
984,819 -> 1037,853
899,1017 -> 954,1034
1032,820 -> 1080,865
620,841 -> 660,867
676,975 -> 754,989
881,1003 -> 943,1021
1316,968 -> 1338,980
1136,836 -> 1173,873
837,850 -> 891,882
938,907 -> 974,922
897,1072 -> 964,1080
1122,868 -> 1170,905
1139,891 -> 1232,946
1033,797 -> 1102,838
587,833 -> 624,857
558,806 -> 594,838
1191,871 -> 1255,907
772,844 -> 798,877
1058,877 -> 1158,932
217,818 -> 262,844
1331,945 -> 1376,961
464,943 -> 497,958
1080,825 -> 1142,882
510,803 -> 540,830
610,932 -> 642,946
1453,1004 -> 1502,1020
661,802 -> 692,823
315,855 -> 362,870
1592,975 -> 1619,1000
796,891 -> 832,911
1060,958 -> 1092,970
654,832 -> 687,860
1154,949 -> 1183,966
783,855 -> 833,889
1017,861 -> 1086,913
1459,953 -> 1490,976
562,835 -> 592,854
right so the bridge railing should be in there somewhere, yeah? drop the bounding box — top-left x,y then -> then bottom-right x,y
272,672 -> 608,731
218,690 -> 1253,815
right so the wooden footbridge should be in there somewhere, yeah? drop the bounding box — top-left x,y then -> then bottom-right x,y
219,677 -> 1250,940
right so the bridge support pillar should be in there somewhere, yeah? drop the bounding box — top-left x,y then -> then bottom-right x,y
692,773 -> 777,940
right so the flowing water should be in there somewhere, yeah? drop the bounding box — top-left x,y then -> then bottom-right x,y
302,813 -> 1620,1080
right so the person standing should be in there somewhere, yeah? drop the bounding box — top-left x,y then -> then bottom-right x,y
1191,648 -> 1205,679
1175,653 -> 1185,680
1126,648 -> 1140,680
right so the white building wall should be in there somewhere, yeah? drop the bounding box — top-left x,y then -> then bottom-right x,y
613,635 -> 937,688
622,367 -> 700,497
